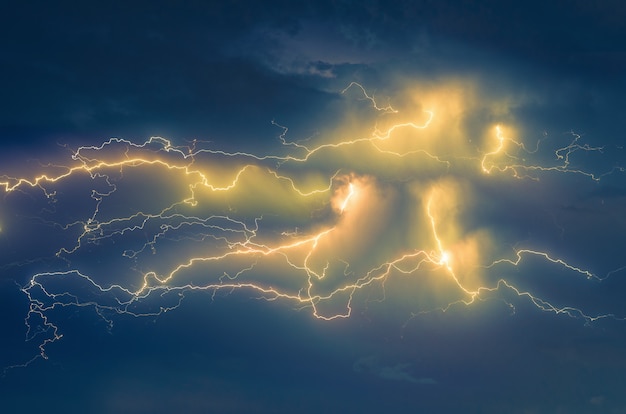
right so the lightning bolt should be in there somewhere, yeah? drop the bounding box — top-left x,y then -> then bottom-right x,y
1,81 -> 625,371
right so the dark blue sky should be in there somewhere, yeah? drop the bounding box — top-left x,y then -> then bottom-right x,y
1,1 -> 626,413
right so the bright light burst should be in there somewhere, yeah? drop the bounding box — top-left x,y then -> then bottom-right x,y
1,80 -> 625,370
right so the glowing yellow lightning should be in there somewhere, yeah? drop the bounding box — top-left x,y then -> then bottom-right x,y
1,80 -> 624,372
340,182 -> 356,213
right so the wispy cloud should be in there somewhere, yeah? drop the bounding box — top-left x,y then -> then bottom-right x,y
353,355 -> 437,385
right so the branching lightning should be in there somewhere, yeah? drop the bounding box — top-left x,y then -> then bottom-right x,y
2,81 -> 625,370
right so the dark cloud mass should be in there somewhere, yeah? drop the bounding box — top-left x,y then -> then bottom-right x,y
1,1 -> 626,413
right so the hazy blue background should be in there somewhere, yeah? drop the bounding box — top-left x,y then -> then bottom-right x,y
2,1 -> 626,413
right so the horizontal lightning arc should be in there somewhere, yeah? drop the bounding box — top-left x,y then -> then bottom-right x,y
2,81 -> 624,372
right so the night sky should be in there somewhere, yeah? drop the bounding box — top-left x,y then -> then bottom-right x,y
2,1 -> 626,413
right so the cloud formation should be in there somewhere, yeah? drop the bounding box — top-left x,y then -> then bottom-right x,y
353,355 -> 437,385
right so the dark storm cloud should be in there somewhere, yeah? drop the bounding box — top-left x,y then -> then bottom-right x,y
353,355 -> 437,385
1,0 -> 624,159
0,1 -> 342,151
222,0 -> 626,78
585,185 -> 626,200
348,0 -> 626,77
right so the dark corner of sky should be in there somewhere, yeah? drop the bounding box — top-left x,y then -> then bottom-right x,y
0,0 -> 344,155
